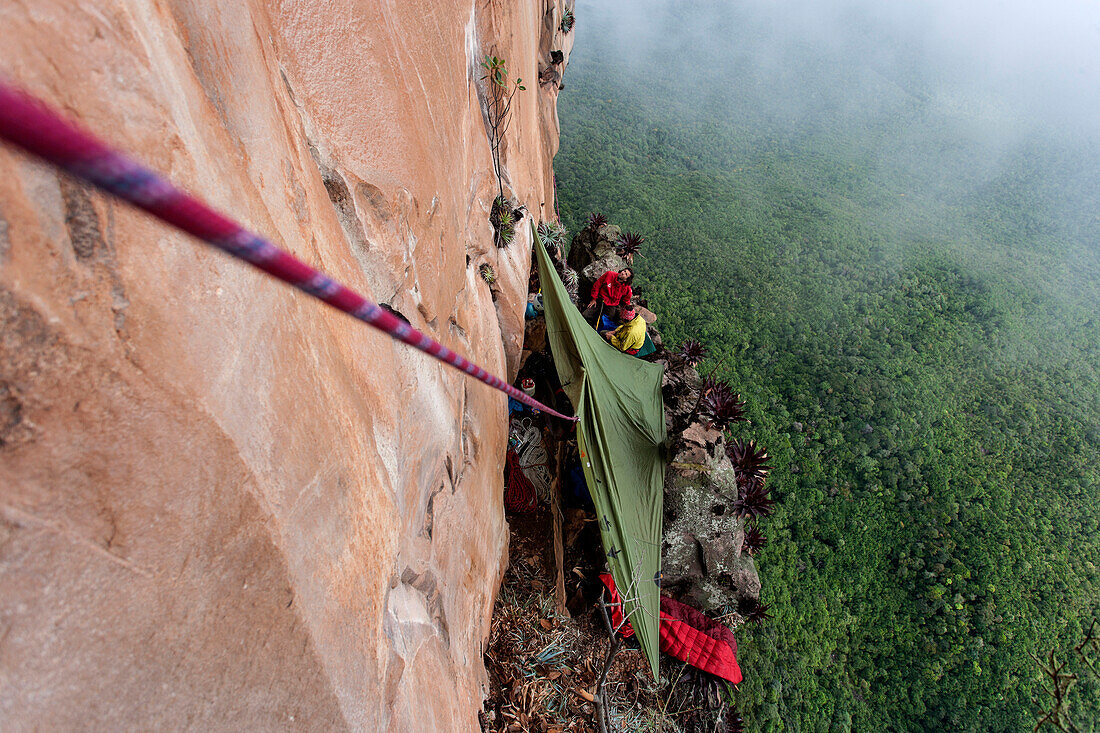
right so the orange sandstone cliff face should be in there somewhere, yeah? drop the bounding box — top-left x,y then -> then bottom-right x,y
0,1 -> 572,729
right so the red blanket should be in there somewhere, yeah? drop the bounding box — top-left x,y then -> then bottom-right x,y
599,573 -> 743,684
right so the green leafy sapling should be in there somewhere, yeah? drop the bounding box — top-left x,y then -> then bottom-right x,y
480,54 -> 525,201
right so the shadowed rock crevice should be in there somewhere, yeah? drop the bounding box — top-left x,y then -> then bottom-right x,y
310,147 -> 371,262
385,567 -> 450,650
356,182 -> 391,225
0,206 -> 11,263
460,384 -> 479,466
422,481 -> 445,539
59,178 -> 105,262
0,289 -> 60,444
56,179 -> 130,337
0,383 -> 23,447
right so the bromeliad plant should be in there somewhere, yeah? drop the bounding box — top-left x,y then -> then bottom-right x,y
701,376 -> 736,404
587,212 -> 608,229
537,220 -> 568,249
675,372 -> 741,438
480,55 -> 525,200
732,485 -> 775,520
700,386 -> 746,431
536,220 -> 553,244
676,338 -> 708,367
497,213 -> 514,247
741,523 -> 767,555
478,263 -> 496,285
739,598 -> 772,624
491,195 -> 516,248
615,231 -> 644,261
726,438 -> 772,492
560,9 -> 575,33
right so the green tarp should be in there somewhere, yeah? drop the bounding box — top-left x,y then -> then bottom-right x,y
533,225 -> 668,678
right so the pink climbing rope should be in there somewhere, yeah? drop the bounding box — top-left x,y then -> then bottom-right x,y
0,81 -> 577,422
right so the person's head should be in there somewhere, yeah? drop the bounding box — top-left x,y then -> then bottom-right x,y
621,308 -> 637,321
618,268 -> 634,284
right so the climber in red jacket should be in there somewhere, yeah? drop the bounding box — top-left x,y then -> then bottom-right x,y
583,267 -> 634,324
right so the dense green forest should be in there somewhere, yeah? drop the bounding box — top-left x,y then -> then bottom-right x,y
554,1 -> 1100,730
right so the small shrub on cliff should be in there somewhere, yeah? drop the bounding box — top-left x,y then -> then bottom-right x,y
479,263 -> 496,285
560,9 -> 575,33
480,55 -> 525,200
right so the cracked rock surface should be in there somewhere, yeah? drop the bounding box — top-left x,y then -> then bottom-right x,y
660,361 -> 762,614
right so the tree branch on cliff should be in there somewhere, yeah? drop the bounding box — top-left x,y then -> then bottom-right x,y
480,54 -> 525,201
593,553 -> 654,732
595,592 -> 624,733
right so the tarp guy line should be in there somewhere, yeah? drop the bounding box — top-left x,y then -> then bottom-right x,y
0,82 -> 577,422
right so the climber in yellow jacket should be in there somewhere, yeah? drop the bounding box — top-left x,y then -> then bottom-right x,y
601,308 -> 647,355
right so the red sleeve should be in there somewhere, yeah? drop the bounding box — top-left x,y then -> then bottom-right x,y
591,271 -> 612,301
622,284 -> 633,306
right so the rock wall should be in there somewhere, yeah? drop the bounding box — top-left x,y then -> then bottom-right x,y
0,1 -> 572,729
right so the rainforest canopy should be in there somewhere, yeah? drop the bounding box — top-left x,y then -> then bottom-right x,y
533,226 -> 668,678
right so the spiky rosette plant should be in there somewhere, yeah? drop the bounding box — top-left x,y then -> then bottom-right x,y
671,666 -> 738,730
676,338 -> 707,367
724,709 -> 746,733
681,666 -> 728,713
551,221 -> 568,247
615,231 -> 644,259
741,523 -> 767,555
536,219 -> 554,244
537,220 -> 568,249
732,485 -> 774,520
701,376 -> 735,404
496,208 -> 514,247
587,212 -> 608,229
560,267 -> 580,304
478,263 -> 496,285
700,389 -> 746,430
727,438 -> 773,492
560,9 -> 575,33
491,196 -> 515,248
739,598 -> 772,624
490,195 -> 508,225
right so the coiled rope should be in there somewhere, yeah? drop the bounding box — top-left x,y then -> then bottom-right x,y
0,81 -> 576,422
